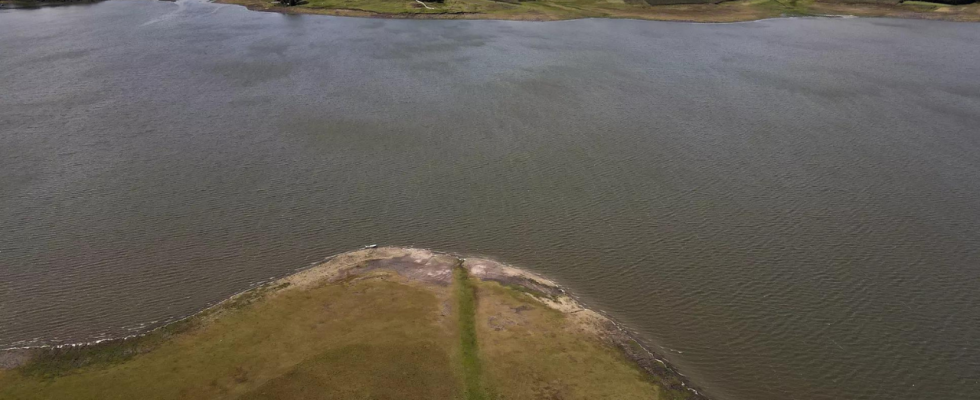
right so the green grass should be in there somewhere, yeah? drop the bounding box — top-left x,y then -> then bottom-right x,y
902,0 -> 946,6
18,341 -> 141,380
0,275 -> 459,399
474,281 -> 664,400
18,318 -> 200,380
453,265 -> 488,400
1,263 -> 689,400
754,0 -> 814,15
14,282 -> 285,379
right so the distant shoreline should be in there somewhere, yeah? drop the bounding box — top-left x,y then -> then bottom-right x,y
2,0 -> 975,26
214,0 -> 980,23
0,0 -> 103,8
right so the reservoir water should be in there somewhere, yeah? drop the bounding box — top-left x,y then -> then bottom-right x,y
1,2 -> 979,399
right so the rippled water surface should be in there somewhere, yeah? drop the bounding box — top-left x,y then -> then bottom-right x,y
2,2 -> 979,398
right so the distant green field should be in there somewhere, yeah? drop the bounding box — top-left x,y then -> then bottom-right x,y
902,0 -> 946,6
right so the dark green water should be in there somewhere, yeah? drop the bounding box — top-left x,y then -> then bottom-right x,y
1,2 -> 978,399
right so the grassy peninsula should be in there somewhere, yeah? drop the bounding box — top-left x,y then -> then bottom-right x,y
0,248 -> 706,400
216,0 -> 980,23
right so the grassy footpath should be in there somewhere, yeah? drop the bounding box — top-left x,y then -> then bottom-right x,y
454,264 -> 488,400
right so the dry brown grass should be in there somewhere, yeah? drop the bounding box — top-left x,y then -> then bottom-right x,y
475,280 -> 662,400
0,249 -> 696,400
807,0 -> 980,21
0,273 -> 460,400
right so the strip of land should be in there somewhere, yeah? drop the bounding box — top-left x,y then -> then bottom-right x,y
214,0 -> 980,23
0,0 -> 103,8
0,247 -> 707,400
2,0 -> 977,23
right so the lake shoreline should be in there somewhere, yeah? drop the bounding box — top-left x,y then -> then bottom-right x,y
215,0 -> 980,23
0,0 -> 103,8
1,247 -> 710,399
